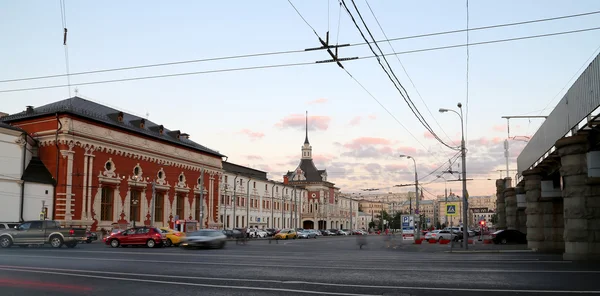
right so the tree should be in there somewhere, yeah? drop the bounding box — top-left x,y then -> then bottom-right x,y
435,221 -> 442,229
368,221 -> 376,229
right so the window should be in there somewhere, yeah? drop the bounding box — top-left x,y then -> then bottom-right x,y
30,221 -> 43,229
265,184 -> 267,190
155,192 -> 164,222
225,176 -> 228,183
101,187 -> 113,221
195,195 -> 202,221
176,194 -> 185,219
253,182 -> 256,189
130,191 -> 141,222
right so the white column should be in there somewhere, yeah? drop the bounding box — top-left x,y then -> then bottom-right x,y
63,145 -> 75,221
209,173 -> 215,223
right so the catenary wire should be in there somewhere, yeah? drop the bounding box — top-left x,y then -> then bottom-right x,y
364,0 -> 457,147
1,9 -> 599,84
2,26 -> 600,94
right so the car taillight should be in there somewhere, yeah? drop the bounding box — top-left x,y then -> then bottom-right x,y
175,232 -> 182,236
69,229 -> 74,235
432,234 -> 436,236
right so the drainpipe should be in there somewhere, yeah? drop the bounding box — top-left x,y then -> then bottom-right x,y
19,133 -> 27,222
52,113 -> 62,220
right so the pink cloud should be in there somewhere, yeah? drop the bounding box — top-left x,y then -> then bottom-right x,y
239,129 -> 265,140
349,116 -> 361,126
368,114 -> 377,120
343,137 -> 391,149
307,98 -> 328,104
397,146 -> 417,156
245,155 -> 263,160
385,164 -> 408,171
313,154 -> 335,163
254,164 -> 273,172
492,125 -> 505,132
424,131 -> 435,139
275,114 -> 331,131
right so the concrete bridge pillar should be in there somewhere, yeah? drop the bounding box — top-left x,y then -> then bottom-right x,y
504,186 -> 517,230
515,185 -> 527,234
496,179 -> 506,229
557,134 -> 600,260
523,168 -> 544,250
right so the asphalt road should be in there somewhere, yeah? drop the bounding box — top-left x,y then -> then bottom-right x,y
0,235 -> 598,296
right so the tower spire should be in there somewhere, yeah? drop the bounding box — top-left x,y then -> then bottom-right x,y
304,110 -> 309,144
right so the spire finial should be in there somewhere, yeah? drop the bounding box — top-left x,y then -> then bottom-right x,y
304,111 -> 309,144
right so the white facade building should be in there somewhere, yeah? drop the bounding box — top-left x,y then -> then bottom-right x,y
357,211 -> 372,230
219,162 -> 307,229
0,122 -> 55,223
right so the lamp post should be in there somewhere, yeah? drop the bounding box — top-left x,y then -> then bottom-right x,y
399,154 -> 420,240
439,102 -> 469,250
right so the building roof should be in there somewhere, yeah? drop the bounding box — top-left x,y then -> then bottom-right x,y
222,162 -> 268,181
22,157 -> 55,185
0,97 -> 224,158
286,158 -> 327,182
0,121 -> 24,133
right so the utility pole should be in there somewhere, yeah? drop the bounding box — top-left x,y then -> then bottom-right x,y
500,115 -> 547,178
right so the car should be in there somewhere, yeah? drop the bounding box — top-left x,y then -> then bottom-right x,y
159,227 -> 185,247
297,230 -> 317,239
105,227 -> 166,248
274,229 -> 297,240
0,220 -> 86,248
180,229 -> 227,249
492,229 -> 527,244
84,231 -> 98,243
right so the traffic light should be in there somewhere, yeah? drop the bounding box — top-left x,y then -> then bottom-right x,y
479,220 -> 486,227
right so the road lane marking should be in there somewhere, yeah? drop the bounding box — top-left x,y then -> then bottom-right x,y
4,249 -> 563,263
0,255 -> 585,272
0,266 -> 597,294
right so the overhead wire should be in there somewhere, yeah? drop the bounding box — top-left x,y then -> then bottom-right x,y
2,9 -> 600,84
341,0 -> 458,150
2,26 -> 600,94
59,0 -> 71,98
287,0 -> 320,37
364,0 -> 457,147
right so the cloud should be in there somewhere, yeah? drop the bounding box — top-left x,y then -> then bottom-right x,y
245,155 -> 263,160
275,114 -> 331,131
349,116 -> 361,126
307,98 -> 328,104
492,125 -> 506,132
343,137 -> 391,149
239,129 -> 265,140
424,131 -> 435,139
384,164 -> 408,171
313,154 -> 336,165
368,114 -> 377,120
253,164 -> 273,172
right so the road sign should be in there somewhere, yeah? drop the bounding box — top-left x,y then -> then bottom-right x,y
401,215 -> 414,228
446,203 -> 458,216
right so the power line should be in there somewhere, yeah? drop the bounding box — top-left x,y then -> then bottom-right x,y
364,0 -> 457,146
287,0 -> 319,37
2,9 -> 599,85
2,26 -> 600,94
341,0 -> 458,150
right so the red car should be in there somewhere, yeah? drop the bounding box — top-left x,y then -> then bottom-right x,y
105,227 -> 166,248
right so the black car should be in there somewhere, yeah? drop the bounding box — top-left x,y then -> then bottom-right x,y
85,231 -> 98,243
222,229 -> 244,239
492,229 -> 527,244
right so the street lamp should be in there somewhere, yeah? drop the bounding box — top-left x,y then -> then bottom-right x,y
439,102 -> 469,250
399,154 -> 420,240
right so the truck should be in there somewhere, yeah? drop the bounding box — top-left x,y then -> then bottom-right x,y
0,220 -> 87,248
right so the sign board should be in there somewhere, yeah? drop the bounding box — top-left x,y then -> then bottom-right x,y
471,208 -> 489,213
446,203 -> 458,216
401,215 -> 414,228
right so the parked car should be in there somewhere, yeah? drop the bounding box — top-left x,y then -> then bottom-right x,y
492,229 -> 527,244
297,230 -> 317,239
274,229 -> 297,240
222,229 -> 244,239
0,220 -> 86,248
181,229 -> 227,249
0,222 -> 20,230
105,226 -> 166,248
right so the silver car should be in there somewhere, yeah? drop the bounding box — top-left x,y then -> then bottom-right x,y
180,229 -> 227,249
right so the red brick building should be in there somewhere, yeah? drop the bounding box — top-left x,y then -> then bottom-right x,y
1,97 -> 225,231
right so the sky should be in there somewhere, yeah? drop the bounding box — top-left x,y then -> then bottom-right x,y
2,1 -> 600,198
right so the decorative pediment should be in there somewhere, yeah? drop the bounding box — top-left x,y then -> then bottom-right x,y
98,158 -> 122,185
175,172 -> 190,192
293,167 -> 306,181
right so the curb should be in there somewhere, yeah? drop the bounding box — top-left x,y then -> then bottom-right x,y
445,249 -> 535,253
